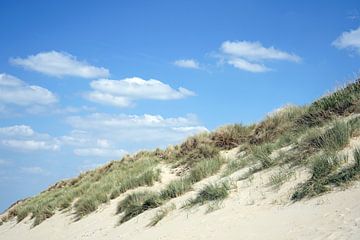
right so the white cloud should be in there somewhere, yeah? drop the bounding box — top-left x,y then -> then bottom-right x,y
0,73 -> 57,106
0,125 -> 34,137
74,148 -> 127,158
86,91 -> 132,107
65,113 -> 208,150
86,77 -> 195,107
21,166 -> 49,175
228,58 -> 271,73
221,41 -> 301,62
1,140 -> 60,151
333,26 -> 360,54
10,51 -> 109,78
0,125 -> 60,151
219,40 -> 301,73
173,59 -> 200,69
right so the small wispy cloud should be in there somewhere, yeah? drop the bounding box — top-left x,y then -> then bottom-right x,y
227,58 -> 271,73
173,59 -> 200,69
10,51 -> 110,78
333,26 -> 360,54
85,77 -> 195,107
219,40 -> 301,73
0,73 -> 57,106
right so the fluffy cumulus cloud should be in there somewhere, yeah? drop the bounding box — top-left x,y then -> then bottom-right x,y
85,77 -> 195,107
219,40 -> 301,72
333,26 -> 360,54
0,125 -> 59,151
10,51 -> 109,78
0,73 -> 57,106
65,113 -> 208,150
173,59 -> 200,69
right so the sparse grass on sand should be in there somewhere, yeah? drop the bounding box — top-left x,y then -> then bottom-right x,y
147,203 -> 176,227
117,157 -> 224,224
184,181 -> 232,210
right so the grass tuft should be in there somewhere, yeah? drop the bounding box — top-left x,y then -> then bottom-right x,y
147,203 -> 176,227
160,178 -> 193,200
188,157 -> 223,183
292,153 -> 341,200
185,181 -> 232,208
118,191 -> 163,224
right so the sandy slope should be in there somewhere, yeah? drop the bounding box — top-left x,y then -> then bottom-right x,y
1,148 -> 360,240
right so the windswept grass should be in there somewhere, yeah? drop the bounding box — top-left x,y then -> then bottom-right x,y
147,203 -> 176,227
316,121 -> 351,152
185,181 -> 232,209
118,191 -> 163,224
324,148 -> 360,187
292,153 -> 342,200
160,178 -> 193,200
188,157 -> 223,183
292,148 -> 360,201
296,79 -> 360,127
109,168 -> 161,200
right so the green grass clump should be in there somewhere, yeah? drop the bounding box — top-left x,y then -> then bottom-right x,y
188,157 -> 223,183
185,181 -> 232,208
117,191 -> 163,224
148,203 -> 176,227
299,121 -> 351,157
319,121 -> 351,152
325,148 -> 360,186
291,153 -> 340,200
160,178 -> 193,200
110,168 -> 161,200
293,148 -> 360,201
252,144 -> 275,168
74,191 -> 108,218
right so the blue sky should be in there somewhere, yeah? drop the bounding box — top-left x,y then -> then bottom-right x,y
1,0 -> 360,211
